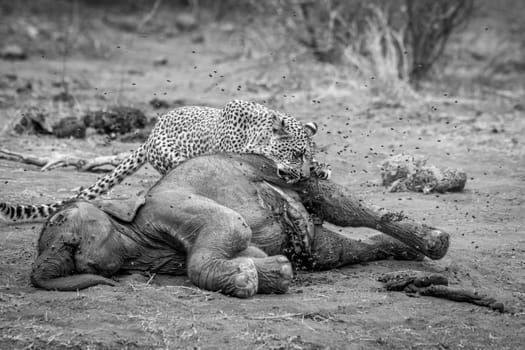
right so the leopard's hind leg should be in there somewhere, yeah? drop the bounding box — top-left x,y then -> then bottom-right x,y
146,142 -> 189,175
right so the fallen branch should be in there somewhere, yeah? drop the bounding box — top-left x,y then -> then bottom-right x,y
0,148 -> 130,172
379,270 -> 505,313
246,311 -> 334,322
247,312 -> 304,320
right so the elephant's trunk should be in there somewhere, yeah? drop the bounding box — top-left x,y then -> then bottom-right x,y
31,239 -> 116,291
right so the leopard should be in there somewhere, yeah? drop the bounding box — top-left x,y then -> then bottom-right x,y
1,100 -> 331,223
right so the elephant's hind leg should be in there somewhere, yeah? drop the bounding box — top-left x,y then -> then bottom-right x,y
186,202 -> 262,298
310,226 -> 424,270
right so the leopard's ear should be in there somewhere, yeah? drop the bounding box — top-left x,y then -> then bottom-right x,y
304,122 -> 318,136
272,114 -> 288,137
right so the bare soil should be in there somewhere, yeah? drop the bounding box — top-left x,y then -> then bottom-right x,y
1,3 -> 524,349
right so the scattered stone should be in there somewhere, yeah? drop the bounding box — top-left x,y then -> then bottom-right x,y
380,154 -> 467,194
219,22 -> 235,33
82,106 -> 148,137
0,44 -> 27,60
24,23 -> 39,39
16,81 -> 32,94
153,57 -> 168,66
174,13 -> 198,31
1,74 -> 33,95
3,73 -> 17,81
191,33 -> 205,43
52,91 -> 75,104
149,98 -> 171,109
127,69 -> 145,76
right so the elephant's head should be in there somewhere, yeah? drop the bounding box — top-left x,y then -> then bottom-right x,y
31,202 -> 118,291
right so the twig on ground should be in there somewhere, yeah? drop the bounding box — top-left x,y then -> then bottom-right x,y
145,273 -> 156,286
379,270 -> 506,313
247,312 -> 304,320
247,311 -> 334,322
0,148 -> 130,172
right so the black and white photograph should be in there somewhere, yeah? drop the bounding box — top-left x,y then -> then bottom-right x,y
0,0 -> 523,348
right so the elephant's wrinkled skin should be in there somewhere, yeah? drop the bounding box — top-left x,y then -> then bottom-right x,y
32,154 -> 449,298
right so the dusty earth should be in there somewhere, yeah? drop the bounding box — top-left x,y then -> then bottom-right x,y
1,2 -> 525,349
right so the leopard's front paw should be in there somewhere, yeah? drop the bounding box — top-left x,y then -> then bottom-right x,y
311,162 -> 331,180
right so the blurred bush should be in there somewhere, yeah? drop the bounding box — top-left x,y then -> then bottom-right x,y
273,0 -> 473,87
1,0 -> 474,87
405,0 -> 473,83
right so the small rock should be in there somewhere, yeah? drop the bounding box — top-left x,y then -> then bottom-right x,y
153,57 -> 168,66
149,98 -> 170,109
15,81 -> 32,94
25,24 -> 39,39
380,154 -> 467,194
52,91 -> 75,104
191,33 -> 205,43
219,22 -> 235,33
174,13 -> 198,31
0,44 -> 27,60
4,73 -> 17,81
127,69 -> 145,75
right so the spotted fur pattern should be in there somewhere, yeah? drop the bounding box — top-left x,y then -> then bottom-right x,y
1,100 -> 330,223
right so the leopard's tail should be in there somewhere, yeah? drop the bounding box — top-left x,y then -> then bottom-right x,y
0,144 -> 148,224
0,201 -> 65,223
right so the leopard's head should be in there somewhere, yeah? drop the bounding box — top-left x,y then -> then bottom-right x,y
263,113 -> 318,183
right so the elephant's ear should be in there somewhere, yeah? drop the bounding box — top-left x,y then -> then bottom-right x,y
95,192 -> 146,222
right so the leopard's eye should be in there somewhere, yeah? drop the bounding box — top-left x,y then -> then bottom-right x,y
294,150 -> 305,159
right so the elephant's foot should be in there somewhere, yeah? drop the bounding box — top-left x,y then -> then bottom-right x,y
253,255 -> 293,294
230,257 -> 259,298
368,235 -> 425,261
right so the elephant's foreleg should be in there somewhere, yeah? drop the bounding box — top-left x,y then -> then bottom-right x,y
310,226 -> 425,270
189,249 -> 259,298
299,180 -> 449,260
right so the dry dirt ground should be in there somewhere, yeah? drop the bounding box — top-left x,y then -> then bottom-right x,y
1,3 -> 525,350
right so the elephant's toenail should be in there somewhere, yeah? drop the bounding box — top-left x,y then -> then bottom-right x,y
280,280 -> 290,291
276,256 -> 289,263
280,264 -> 292,277
235,274 -> 250,288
